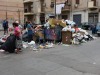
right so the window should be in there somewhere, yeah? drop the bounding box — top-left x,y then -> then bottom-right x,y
76,0 -> 80,4
91,0 -> 96,6
65,0 -> 69,5
50,2 -> 54,8
51,0 -> 54,2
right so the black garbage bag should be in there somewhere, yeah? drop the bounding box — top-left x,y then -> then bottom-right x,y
0,34 -> 16,53
0,42 -> 4,45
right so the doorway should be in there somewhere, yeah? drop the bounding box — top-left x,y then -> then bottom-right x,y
73,14 -> 81,26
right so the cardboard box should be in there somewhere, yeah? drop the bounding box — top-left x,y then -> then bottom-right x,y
62,31 -> 72,44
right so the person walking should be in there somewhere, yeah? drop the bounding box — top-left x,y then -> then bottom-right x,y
27,21 -> 34,42
2,19 -> 9,35
91,24 -> 96,34
24,21 -> 28,30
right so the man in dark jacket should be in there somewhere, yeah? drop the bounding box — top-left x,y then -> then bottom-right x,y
2,19 -> 9,35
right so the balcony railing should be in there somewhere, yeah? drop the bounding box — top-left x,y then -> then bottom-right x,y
24,12 -> 34,15
62,5 -> 70,11
23,0 -> 33,3
24,9 -> 34,15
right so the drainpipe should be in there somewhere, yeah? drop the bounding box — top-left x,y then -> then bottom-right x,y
54,0 -> 56,18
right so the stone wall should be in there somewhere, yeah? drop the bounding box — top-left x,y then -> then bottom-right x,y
0,0 -> 24,24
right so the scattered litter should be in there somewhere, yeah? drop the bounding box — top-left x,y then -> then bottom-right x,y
39,45 -> 45,49
46,43 -> 54,48
93,36 -> 97,40
33,48 -> 38,51
0,50 -> 5,52
93,62 -> 96,65
28,41 -> 35,45
23,45 -> 28,49
22,41 -> 28,49
62,44 -> 70,47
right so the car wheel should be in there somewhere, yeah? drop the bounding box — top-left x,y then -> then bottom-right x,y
97,33 -> 100,37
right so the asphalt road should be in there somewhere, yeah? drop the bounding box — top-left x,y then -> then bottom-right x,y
0,31 -> 100,75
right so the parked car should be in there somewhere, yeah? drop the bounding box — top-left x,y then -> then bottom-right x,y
96,22 -> 100,36
81,22 -> 92,30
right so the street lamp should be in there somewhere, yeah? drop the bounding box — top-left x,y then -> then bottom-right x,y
6,0 -> 8,19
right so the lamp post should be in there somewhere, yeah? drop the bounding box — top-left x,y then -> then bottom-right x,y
6,0 -> 8,19
6,10 -> 7,20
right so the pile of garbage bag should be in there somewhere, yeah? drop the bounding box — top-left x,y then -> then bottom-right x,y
62,25 -> 97,45
0,34 -> 16,53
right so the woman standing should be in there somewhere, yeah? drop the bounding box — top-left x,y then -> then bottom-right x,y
13,22 -> 22,53
27,21 -> 33,42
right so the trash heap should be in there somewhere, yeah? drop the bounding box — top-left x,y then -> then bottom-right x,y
23,41 -> 55,51
0,35 -> 8,45
22,18 -> 97,51
62,21 -> 96,45
46,18 -> 96,45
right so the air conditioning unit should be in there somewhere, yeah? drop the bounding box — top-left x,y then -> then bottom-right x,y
74,4 -> 78,8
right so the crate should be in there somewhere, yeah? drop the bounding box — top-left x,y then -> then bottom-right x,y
62,31 -> 72,44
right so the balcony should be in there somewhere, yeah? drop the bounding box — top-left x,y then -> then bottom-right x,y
23,0 -> 33,3
24,9 -> 34,15
88,1 -> 98,10
62,5 -> 70,12
24,12 -> 34,16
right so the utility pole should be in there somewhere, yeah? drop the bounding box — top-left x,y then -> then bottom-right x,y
6,11 -> 7,20
54,0 -> 56,18
6,0 -> 8,19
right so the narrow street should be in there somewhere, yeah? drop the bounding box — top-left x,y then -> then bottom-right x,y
0,0 -> 100,75
0,31 -> 100,75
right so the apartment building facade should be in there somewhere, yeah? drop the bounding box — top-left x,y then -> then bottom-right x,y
24,0 -> 55,24
0,0 -> 24,24
56,0 -> 100,26
24,0 -> 71,24
24,0 -> 100,25
71,0 -> 100,26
